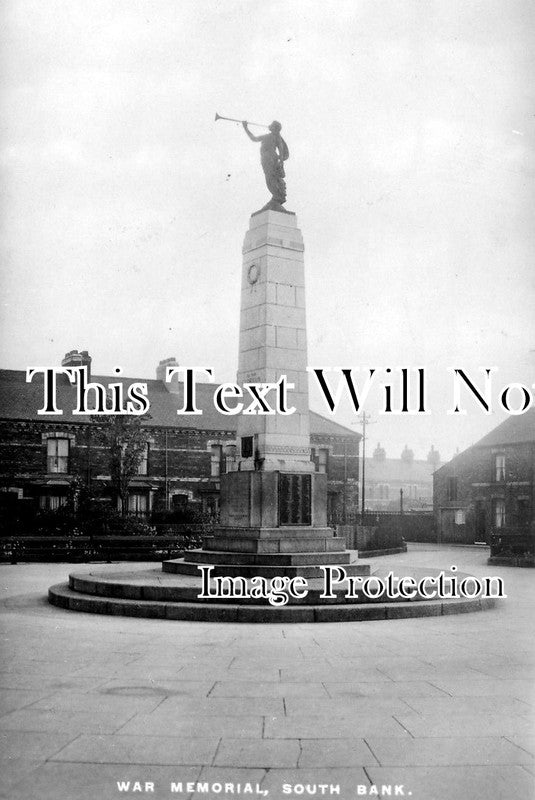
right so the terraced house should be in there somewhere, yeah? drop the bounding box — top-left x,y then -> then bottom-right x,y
0,351 -> 361,526
433,409 -> 535,555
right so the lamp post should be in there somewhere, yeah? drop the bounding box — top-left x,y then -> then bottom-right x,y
342,441 -> 347,524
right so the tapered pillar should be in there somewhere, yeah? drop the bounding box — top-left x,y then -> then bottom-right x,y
235,209 -> 313,473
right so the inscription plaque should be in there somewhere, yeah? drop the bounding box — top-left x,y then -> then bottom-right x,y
278,473 -> 312,526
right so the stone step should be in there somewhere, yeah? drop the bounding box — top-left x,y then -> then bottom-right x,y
67,571 -> 368,605
183,549 -> 352,567
202,535 -> 346,554
213,527 -> 336,540
48,582 -> 495,623
162,558 -> 370,579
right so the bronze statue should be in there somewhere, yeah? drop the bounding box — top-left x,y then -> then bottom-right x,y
242,120 -> 290,211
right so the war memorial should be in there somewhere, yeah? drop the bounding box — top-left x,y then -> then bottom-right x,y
48,119 -> 498,622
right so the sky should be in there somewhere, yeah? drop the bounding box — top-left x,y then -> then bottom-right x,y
1,0 -> 534,461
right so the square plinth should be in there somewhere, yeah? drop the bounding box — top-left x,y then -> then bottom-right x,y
219,470 -> 328,529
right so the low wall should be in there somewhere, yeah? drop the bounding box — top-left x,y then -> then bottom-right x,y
336,512 -> 435,549
394,514 -> 436,543
358,545 -> 408,558
337,521 -> 407,552
488,554 -> 535,568
0,534 -> 196,563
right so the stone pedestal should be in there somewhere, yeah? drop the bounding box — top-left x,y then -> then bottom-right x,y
164,209 -> 369,581
219,471 -> 327,529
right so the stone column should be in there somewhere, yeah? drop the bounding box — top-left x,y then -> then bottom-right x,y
219,208 -> 328,532
236,209 -> 314,473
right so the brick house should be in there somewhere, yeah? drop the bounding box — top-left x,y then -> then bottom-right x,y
433,410 -> 535,547
0,353 -> 361,524
364,443 -> 439,512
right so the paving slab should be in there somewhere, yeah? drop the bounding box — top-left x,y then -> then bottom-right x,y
283,696 -> 414,715
210,680 -> 329,698
260,767 -> 370,795
27,691 -> 163,715
263,713 -> 410,738
0,758 -> 43,795
0,730 -> 78,761
213,738 -> 301,768
297,738 -> 380,767
324,680 -> 449,697
400,695 -> 531,716
280,666 -> 394,682
154,696 -> 284,716
118,711 -> 264,738
505,735 -> 535,756
365,765 -> 533,800
93,677 -> 215,697
394,711 -> 534,738
365,736 -> 534,766
428,677 -> 534,700
50,733 -> 220,765
0,689 -> 52,716
0,708 -> 139,735
190,767 -> 267,800
2,762 -> 202,800
0,672 -> 111,692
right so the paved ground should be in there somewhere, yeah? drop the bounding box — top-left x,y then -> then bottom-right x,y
0,544 -> 533,800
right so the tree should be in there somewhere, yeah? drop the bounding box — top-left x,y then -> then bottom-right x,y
92,415 -> 149,515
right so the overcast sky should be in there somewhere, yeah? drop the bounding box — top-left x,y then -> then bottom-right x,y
1,0 -> 534,460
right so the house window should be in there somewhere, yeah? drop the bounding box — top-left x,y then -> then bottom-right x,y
39,493 -> 66,511
137,443 -> 149,476
203,496 -> 220,517
377,484 -> 390,500
493,498 -> 506,528
171,493 -> 188,512
241,436 -> 254,459
311,447 -> 329,473
211,445 -> 224,477
495,454 -> 506,482
47,438 -> 70,473
447,476 -> 458,501
128,492 -> 148,516
517,498 -> 530,526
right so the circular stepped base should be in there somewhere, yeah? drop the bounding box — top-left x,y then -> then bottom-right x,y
47,566 -> 497,623
163,556 -> 370,579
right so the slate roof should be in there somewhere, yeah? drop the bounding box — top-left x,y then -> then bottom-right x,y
472,408 -> 535,448
433,408 -> 535,477
0,369 -> 360,440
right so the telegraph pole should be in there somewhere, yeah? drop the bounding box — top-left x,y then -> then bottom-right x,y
357,412 -> 374,519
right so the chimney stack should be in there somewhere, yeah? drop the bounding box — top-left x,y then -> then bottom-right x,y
157,357 -> 180,392
61,349 -> 92,380
427,445 -> 441,469
373,442 -> 386,462
401,444 -> 414,465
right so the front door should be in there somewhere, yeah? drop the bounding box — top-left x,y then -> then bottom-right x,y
475,501 -> 487,543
